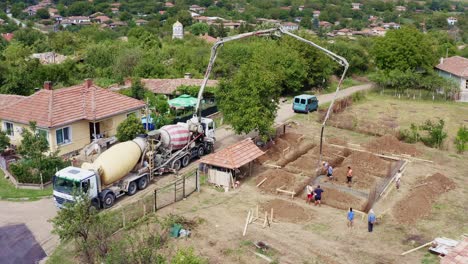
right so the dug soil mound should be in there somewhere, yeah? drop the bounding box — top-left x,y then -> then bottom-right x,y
321,187 -> 367,211
365,134 -> 420,156
393,173 -> 456,224
257,133 -> 304,163
256,169 -> 296,193
276,140 -> 316,167
260,199 -> 313,223
332,166 -> 380,189
343,152 -> 390,176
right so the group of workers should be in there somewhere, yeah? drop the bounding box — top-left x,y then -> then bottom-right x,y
322,161 -> 353,187
305,185 -> 324,206
347,208 -> 377,232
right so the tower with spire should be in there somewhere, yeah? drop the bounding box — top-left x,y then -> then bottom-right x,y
172,20 -> 184,39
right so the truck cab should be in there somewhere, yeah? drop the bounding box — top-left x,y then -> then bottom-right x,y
293,94 -> 318,113
53,166 -> 98,208
200,117 -> 215,142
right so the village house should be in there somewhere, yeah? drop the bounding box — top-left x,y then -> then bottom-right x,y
447,17 -> 458,25
165,2 -> 174,8
67,16 -> 91,25
30,52 -> 68,65
382,22 -> 400,30
111,8 -> 119,14
313,10 -> 320,18
351,3 -> 362,10
372,27 -> 386,36
109,21 -> 127,29
92,15 -> 111,24
281,22 -> 299,31
435,56 -> 468,102
395,6 -> 406,12
138,77 -> 219,97
189,5 -> 206,14
319,21 -> 332,29
0,80 -> 146,155
298,5 -> 305,12
1,33 -> 14,42
199,33 -> 217,44
135,19 -> 148,26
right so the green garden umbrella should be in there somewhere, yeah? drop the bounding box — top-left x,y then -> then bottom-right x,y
168,94 -> 198,109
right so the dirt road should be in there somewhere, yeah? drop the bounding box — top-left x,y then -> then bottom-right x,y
0,199 -> 58,258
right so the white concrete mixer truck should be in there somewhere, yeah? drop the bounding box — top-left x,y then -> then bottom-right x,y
53,117 -> 215,208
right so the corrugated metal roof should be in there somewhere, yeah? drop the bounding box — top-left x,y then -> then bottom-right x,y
200,138 -> 265,169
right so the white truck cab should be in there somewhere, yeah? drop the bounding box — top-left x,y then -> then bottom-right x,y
53,166 -> 98,208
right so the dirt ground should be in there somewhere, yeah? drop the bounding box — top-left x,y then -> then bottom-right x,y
154,108 -> 467,263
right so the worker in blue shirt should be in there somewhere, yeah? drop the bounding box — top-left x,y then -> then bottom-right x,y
347,208 -> 354,228
368,209 -> 376,232
327,165 -> 333,181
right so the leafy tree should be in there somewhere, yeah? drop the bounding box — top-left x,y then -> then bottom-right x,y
36,8 -> 50,19
372,26 -> 436,72
419,119 -> 447,149
130,78 -> 145,100
0,130 -> 10,151
190,22 -> 209,36
216,57 -> 282,138
116,115 -> 146,142
17,122 -> 48,161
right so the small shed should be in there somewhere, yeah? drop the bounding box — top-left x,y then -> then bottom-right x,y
200,138 -> 265,190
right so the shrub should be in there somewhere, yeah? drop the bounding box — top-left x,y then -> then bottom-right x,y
399,123 -> 420,143
172,248 -> 208,264
116,115 -> 146,142
454,126 -> 468,153
419,119 -> 447,148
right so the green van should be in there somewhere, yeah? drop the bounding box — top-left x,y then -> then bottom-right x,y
293,94 -> 318,113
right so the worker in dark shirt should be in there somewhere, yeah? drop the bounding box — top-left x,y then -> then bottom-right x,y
313,185 -> 324,207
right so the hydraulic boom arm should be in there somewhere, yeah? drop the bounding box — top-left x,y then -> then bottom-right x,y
195,27 -> 349,170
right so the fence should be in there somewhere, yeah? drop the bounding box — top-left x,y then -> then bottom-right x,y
0,156 -> 51,190
111,169 -> 199,228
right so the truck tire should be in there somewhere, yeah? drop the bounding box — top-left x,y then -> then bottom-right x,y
197,146 -> 205,157
205,144 -> 212,154
137,177 -> 148,190
127,181 -> 138,196
172,159 -> 181,171
181,155 -> 190,167
103,193 -> 115,208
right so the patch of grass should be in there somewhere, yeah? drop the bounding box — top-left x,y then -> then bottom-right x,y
303,223 -> 330,234
0,170 -> 52,200
46,242 -> 75,264
324,77 -> 365,94
432,203 -> 448,210
421,252 -> 439,264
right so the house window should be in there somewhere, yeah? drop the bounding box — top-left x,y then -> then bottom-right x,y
56,127 -> 71,145
3,122 -> 14,136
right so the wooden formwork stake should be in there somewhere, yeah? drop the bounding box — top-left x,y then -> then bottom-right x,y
270,208 -> 274,222
122,211 -> 126,228
256,178 -> 268,187
243,210 -> 251,236
263,211 -> 268,228
143,204 -> 146,216
256,205 -> 259,219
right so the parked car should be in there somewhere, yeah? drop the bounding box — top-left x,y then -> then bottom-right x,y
293,94 -> 318,113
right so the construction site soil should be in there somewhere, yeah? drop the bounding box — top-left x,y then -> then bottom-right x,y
321,186 -> 367,211
256,169 -> 297,193
260,199 -> 313,223
393,173 -> 456,224
365,134 -> 420,156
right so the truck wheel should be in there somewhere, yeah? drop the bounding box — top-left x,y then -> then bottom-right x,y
205,144 -> 212,154
181,155 -> 190,167
197,146 -> 205,157
137,177 -> 148,190
127,181 -> 138,196
172,159 -> 181,171
103,193 -> 115,208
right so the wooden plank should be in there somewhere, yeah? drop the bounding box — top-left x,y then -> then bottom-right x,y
276,188 -> 296,195
263,211 -> 268,228
264,163 -> 282,169
256,178 -> 268,187
251,251 -> 272,263
401,242 -> 433,256
243,210 -> 251,237
270,208 -> 274,223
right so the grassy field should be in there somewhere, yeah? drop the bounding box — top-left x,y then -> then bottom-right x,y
0,170 -> 52,200
331,92 -> 468,152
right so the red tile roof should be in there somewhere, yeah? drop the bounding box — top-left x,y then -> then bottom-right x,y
436,56 -> 468,78
200,138 -> 265,169
199,33 -> 217,43
0,94 -> 27,110
1,33 -> 14,42
0,80 -> 145,128
441,237 -> 468,264
142,78 -> 219,95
